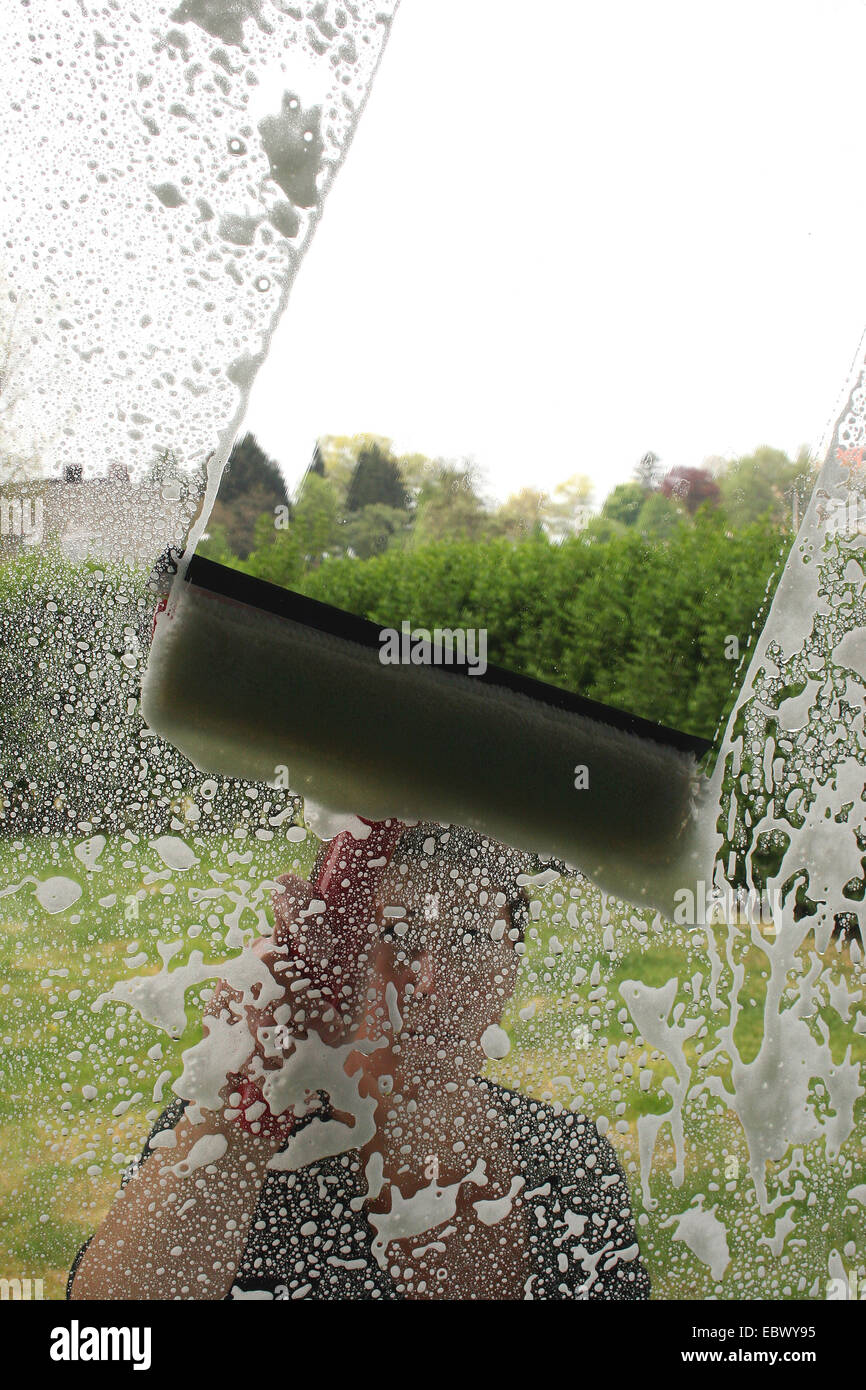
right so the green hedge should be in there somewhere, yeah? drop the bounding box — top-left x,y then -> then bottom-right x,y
294,514 -> 790,741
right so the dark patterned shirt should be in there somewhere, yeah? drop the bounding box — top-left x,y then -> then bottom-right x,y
69,1081 -> 649,1301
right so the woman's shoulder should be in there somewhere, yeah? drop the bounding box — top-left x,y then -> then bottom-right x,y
476,1078 -> 650,1301
475,1079 -> 622,1174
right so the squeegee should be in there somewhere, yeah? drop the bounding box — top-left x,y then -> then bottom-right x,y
142,554 -> 713,913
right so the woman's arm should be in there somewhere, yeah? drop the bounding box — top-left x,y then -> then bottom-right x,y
68,1101 -> 287,1300
70,871 -> 364,1300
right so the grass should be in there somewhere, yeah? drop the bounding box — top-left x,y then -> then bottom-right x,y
488,883 -> 866,1300
0,827 -> 316,1298
1,833 -> 864,1300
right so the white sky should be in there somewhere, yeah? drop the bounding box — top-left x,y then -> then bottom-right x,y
243,0 -> 866,507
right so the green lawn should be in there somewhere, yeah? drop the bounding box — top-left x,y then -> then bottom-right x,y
1,832 -> 863,1300
0,828 -> 316,1298
488,882 -> 866,1300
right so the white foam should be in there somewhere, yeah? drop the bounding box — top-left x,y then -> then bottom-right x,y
34,877 -> 82,915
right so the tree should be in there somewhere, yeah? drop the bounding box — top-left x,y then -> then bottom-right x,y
342,503 -> 410,559
216,432 -> 285,503
307,441 -> 325,478
317,433 -> 394,510
543,474 -> 594,541
395,450 -> 436,501
198,521 -> 240,566
237,469 -> 338,582
601,480 -> 647,527
581,514 -> 627,543
634,451 -> 662,490
238,520 -> 303,590
715,445 -> 815,531
291,471 -> 339,567
345,443 -> 409,514
207,432 -> 289,558
412,463 -> 491,544
636,490 -> 683,540
493,488 -> 548,541
660,466 -> 720,515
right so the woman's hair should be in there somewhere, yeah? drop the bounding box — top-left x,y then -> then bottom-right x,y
391,822 -> 556,943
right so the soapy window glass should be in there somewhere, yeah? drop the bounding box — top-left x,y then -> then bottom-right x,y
1,0 -> 866,1306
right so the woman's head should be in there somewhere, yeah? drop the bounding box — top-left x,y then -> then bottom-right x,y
387,822 -> 532,943
355,824 -> 538,1081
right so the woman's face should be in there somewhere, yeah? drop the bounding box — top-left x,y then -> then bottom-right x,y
351,859 -> 523,1084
